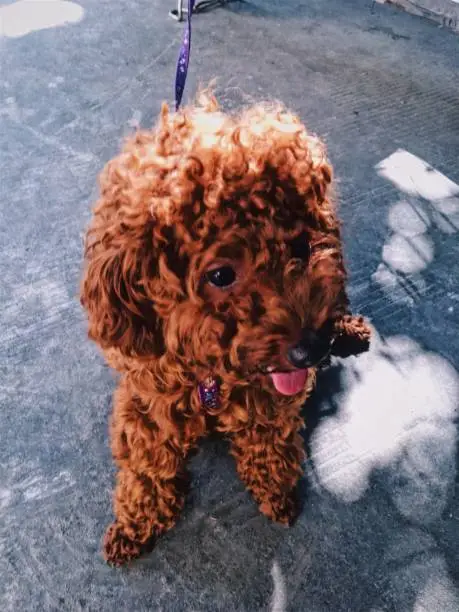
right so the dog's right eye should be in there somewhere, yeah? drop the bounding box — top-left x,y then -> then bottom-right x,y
205,266 -> 236,288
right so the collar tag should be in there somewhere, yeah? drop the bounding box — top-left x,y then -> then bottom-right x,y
198,375 -> 219,409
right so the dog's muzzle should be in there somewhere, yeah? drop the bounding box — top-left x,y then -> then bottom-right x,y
287,325 -> 336,369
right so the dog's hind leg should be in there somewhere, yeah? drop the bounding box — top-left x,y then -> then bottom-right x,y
103,382 -> 204,566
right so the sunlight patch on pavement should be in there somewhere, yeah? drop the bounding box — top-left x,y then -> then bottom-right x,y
413,572 -> 459,612
382,232 -> 434,274
382,530 -> 459,612
0,0 -> 84,38
372,151 -> 459,304
376,149 -> 459,201
310,330 -> 458,523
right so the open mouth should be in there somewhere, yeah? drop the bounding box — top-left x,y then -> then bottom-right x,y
255,364 -> 309,396
250,326 -> 337,396
268,368 -> 309,396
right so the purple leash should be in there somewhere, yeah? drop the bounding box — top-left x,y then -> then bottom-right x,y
175,0 -> 195,110
174,1 -> 220,407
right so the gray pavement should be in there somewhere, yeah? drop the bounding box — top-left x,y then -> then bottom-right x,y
1,1 -> 458,610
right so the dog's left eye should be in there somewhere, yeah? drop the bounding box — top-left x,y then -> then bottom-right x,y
205,266 -> 236,288
290,233 -> 310,261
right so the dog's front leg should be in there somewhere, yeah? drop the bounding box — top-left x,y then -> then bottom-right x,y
228,395 -> 305,526
103,382 -> 199,566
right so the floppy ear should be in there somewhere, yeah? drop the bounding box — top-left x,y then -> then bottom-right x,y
80,150 -> 165,358
81,239 -> 164,357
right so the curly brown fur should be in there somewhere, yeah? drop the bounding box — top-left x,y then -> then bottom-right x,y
80,92 -> 370,566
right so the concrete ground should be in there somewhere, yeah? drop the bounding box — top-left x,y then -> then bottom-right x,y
1,1 -> 458,610
382,0 -> 459,33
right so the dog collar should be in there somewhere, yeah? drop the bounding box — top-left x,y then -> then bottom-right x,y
198,375 -> 219,409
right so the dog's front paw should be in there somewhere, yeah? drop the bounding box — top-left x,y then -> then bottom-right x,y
103,522 -> 150,567
332,314 -> 371,358
259,490 -> 300,527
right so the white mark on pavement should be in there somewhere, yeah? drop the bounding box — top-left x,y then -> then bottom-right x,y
270,560 -> 287,612
1,467 -> 75,515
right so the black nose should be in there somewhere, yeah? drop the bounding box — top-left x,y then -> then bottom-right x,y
288,344 -> 314,369
288,328 -> 332,369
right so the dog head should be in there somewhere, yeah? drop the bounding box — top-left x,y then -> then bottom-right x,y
81,94 -> 348,395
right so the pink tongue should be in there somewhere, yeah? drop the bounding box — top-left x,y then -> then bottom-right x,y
270,369 -> 308,396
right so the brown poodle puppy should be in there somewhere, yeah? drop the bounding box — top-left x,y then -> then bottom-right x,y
81,93 -> 371,566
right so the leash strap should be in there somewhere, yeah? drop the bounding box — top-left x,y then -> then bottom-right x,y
175,0 -> 195,110
174,1 -> 220,404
